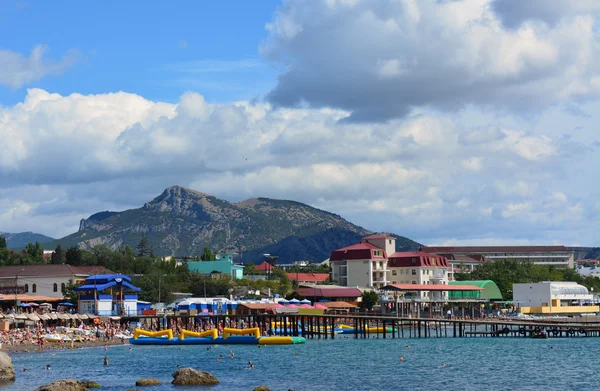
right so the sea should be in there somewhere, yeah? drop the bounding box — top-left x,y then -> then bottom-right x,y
4,336 -> 598,391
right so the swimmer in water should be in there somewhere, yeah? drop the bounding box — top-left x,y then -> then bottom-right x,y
103,356 -> 109,366
248,360 -> 254,369
45,364 -> 51,370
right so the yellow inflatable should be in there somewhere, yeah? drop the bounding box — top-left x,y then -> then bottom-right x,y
179,329 -> 218,340
338,324 -> 353,329
223,327 -> 260,339
259,336 -> 294,345
133,329 -> 173,340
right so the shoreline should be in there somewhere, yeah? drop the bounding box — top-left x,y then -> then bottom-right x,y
2,339 -> 129,355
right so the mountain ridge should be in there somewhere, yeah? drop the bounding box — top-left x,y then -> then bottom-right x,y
45,186 -> 421,262
1,232 -> 55,249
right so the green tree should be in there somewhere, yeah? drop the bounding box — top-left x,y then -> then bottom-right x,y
201,247 -> 215,261
65,246 -> 83,266
0,237 -> 7,249
25,242 -> 43,263
51,245 -> 65,264
61,281 -> 79,305
136,233 -> 152,257
360,290 -> 379,310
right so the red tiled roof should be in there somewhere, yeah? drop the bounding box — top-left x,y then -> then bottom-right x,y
287,273 -> 329,282
330,242 -> 385,262
384,284 -> 484,291
318,301 -> 357,308
388,252 -> 449,268
362,234 -> 395,240
421,245 -> 569,253
0,264 -> 114,278
296,287 -> 362,298
255,261 -> 274,271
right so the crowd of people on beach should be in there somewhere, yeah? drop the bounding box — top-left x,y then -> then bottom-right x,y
0,320 -> 132,352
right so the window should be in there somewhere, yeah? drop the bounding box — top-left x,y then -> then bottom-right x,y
24,284 -> 28,293
389,239 -> 392,244
411,258 -> 417,265
61,283 -> 65,292
412,280 -> 417,284
392,270 -> 397,276
32,284 -> 36,293
412,269 -> 416,275
53,283 -> 58,292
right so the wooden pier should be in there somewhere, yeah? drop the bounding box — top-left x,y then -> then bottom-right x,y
119,313 -> 600,339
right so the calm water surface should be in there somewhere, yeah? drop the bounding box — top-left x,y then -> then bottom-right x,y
3,336 -> 598,391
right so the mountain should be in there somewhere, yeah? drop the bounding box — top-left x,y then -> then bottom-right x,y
568,247 -> 600,260
0,232 -> 55,249
49,186 -> 421,262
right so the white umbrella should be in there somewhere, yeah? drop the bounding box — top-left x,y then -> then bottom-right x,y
300,299 -> 311,304
289,298 -> 301,304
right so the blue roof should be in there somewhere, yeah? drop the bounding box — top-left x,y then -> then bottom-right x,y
85,274 -> 132,282
75,278 -> 141,292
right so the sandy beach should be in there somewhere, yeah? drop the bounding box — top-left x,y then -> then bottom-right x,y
2,338 -> 128,354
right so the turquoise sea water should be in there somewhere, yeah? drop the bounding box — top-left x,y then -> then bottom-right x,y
4,336 -> 599,391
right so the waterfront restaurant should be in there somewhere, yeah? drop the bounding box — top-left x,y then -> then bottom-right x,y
74,274 -> 141,316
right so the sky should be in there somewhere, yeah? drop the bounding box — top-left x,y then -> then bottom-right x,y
1,0 -> 599,247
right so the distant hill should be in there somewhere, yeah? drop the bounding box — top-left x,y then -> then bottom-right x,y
1,232 -> 55,249
47,186 -> 421,263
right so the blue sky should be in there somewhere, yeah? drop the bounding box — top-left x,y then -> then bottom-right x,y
0,0 -> 278,104
1,0 -> 600,248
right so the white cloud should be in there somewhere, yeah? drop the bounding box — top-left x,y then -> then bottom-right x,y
0,45 -> 79,89
0,88 -> 598,246
263,0 -> 600,121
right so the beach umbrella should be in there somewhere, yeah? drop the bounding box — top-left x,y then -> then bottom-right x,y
315,303 -> 327,310
286,304 -> 299,308
277,299 -> 289,304
300,299 -> 311,304
299,304 -> 313,308
59,302 -> 75,307
27,302 -> 40,307
19,303 -> 29,307
289,298 -> 301,304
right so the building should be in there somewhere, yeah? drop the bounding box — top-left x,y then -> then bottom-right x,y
386,251 -> 450,299
435,254 -> 484,281
245,261 -> 275,281
286,273 -> 329,285
75,274 -> 141,316
0,264 -> 114,301
295,285 -> 363,304
448,280 -> 503,300
330,234 -> 449,292
513,282 -> 596,314
421,246 -> 575,268
330,234 -> 395,289
187,259 -> 244,280
577,266 -> 600,279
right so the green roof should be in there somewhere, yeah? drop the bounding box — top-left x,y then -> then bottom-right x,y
449,280 -> 503,300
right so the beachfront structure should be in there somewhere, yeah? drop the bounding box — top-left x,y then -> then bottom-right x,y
74,274 -> 141,316
0,265 -> 113,303
295,284 -> 363,304
187,258 -> 244,280
576,266 -> 600,279
448,280 -> 503,300
421,246 -> 575,268
386,252 -> 450,299
287,273 -> 329,285
513,282 -> 596,315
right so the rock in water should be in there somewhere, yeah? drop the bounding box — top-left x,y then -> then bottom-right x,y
136,378 -> 161,386
171,368 -> 219,385
35,379 -> 91,391
253,387 -> 271,391
0,352 -> 15,382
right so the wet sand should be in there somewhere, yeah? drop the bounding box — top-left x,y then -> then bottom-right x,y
2,339 -> 128,354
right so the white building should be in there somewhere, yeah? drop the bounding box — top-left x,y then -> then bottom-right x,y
513,282 -> 593,309
0,264 -> 113,301
386,252 -> 450,299
422,246 -> 575,268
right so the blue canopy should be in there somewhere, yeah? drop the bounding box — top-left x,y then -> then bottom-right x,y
19,303 -> 29,307
74,279 -> 141,292
59,302 -> 75,306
